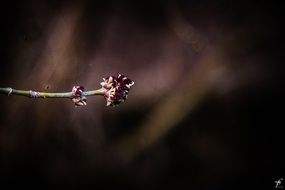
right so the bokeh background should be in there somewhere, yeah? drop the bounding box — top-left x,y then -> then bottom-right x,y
0,0 -> 284,189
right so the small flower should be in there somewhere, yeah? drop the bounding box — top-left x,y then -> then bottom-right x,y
100,74 -> 134,107
71,86 -> 87,106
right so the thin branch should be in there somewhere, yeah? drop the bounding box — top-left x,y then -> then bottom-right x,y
0,87 -> 105,98
0,74 -> 134,107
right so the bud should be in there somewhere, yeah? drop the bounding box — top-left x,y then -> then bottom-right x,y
100,74 -> 134,107
71,86 -> 87,106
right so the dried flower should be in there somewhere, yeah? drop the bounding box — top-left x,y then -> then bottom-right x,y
100,74 -> 134,107
71,86 -> 87,106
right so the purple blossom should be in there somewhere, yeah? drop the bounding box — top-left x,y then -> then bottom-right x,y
100,74 -> 134,107
71,86 -> 87,106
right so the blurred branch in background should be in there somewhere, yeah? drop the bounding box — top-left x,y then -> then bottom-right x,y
166,3 -> 208,52
111,49 -> 229,164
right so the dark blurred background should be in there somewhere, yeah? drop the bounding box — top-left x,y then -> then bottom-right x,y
0,0 -> 284,189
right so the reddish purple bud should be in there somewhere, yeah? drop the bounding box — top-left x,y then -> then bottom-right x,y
71,86 -> 87,106
100,74 -> 134,107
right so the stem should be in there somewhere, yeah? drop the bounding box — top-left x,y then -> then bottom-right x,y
0,87 -> 105,98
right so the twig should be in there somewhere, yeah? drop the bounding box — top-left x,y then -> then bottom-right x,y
0,74 -> 134,107
0,87 -> 104,98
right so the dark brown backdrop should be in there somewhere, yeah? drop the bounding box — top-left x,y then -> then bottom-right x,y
0,0 -> 284,189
